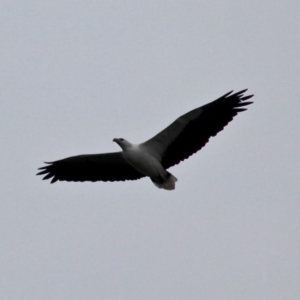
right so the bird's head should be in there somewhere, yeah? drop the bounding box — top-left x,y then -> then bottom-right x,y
113,138 -> 132,150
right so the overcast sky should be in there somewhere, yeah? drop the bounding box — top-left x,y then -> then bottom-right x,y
1,1 -> 300,299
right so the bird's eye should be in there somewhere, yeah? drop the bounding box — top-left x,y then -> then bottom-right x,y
120,138 -> 124,141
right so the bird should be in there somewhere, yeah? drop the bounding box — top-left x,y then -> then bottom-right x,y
37,89 -> 253,190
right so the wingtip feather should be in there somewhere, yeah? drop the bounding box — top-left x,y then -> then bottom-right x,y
37,170 -> 48,175
223,90 -> 234,98
240,95 -> 254,101
51,177 -> 58,184
231,89 -> 248,97
42,173 -> 53,180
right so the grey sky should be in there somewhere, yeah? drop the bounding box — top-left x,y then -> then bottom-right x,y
1,1 -> 300,299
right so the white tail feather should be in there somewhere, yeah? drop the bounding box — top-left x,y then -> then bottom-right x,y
153,174 -> 178,190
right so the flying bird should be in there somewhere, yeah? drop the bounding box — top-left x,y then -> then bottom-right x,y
37,89 -> 253,190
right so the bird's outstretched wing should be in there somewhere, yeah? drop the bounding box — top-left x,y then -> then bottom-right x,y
37,152 -> 145,183
142,89 -> 253,169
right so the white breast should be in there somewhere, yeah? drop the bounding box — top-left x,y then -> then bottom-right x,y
122,146 -> 165,177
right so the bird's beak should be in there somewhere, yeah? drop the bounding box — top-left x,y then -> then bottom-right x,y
113,138 -> 117,143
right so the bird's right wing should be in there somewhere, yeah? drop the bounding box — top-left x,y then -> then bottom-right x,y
37,152 -> 145,183
142,90 -> 253,169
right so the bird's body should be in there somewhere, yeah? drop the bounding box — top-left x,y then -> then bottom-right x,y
115,139 -> 177,190
121,143 -> 164,178
37,89 -> 253,190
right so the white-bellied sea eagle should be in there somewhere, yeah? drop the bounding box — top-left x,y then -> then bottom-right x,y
37,89 -> 253,190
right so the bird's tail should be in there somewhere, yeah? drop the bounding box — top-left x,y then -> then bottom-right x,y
152,172 -> 178,191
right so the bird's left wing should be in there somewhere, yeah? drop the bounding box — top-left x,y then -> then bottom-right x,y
142,89 -> 253,169
37,152 -> 145,183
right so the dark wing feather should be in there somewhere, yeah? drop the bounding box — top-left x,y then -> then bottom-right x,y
142,89 -> 253,169
37,152 -> 144,183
